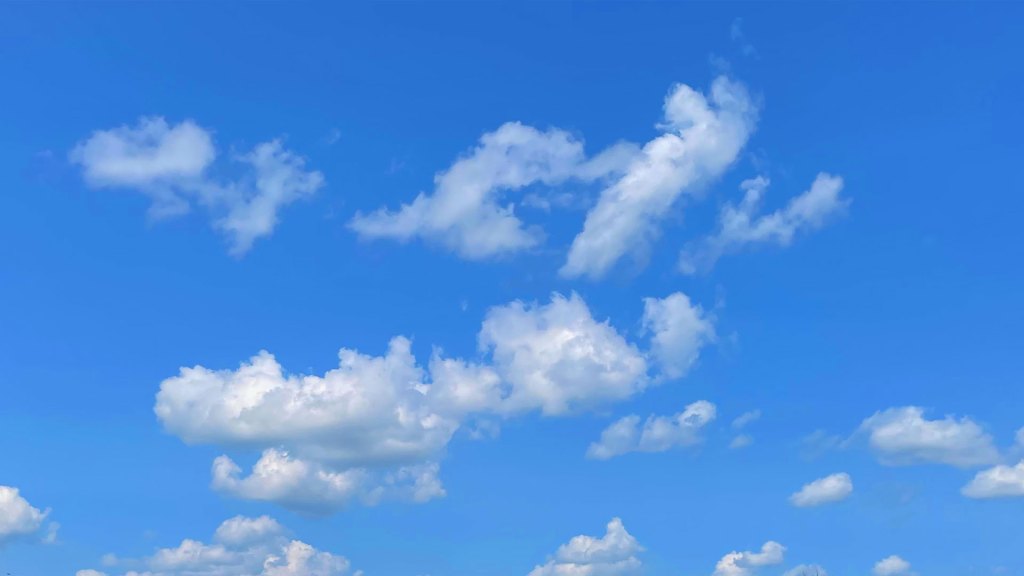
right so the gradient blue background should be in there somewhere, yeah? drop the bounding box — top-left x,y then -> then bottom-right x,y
1,3 -> 1022,575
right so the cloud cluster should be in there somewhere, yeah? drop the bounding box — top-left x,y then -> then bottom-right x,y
0,485 -> 55,546
70,117 -> 323,254
586,400 -> 716,460
76,515 -> 353,576
857,406 -> 999,468
352,76 -> 761,279
789,473 -> 853,507
527,518 -> 643,576
679,174 -> 847,274
155,292 -> 713,512
712,541 -> 785,576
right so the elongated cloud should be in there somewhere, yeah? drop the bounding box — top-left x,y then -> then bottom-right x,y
857,406 -> 999,468
587,401 -> 716,459
352,76 -> 758,277
350,122 -> 637,259
527,518 -> 643,576
76,515 -> 352,576
71,117 -> 323,254
789,473 -> 853,507
0,485 -> 54,546
679,174 -> 848,274
712,541 -> 785,576
155,291 -> 713,512
562,76 -> 758,279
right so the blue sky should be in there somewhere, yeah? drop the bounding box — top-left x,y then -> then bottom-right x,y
1,3 -> 1023,576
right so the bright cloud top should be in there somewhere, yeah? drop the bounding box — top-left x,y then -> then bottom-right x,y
155,291 -> 713,512
587,400 -> 716,460
70,117 -> 323,255
0,485 -> 54,546
679,173 -> 848,274
961,460 -> 1024,499
857,406 -> 999,468
76,515 -> 353,576
712,541 -> 785,576
527,518 -> 643,576
872,555 -> 912,576
789,473 -> 853,507
352,76 -> 760,279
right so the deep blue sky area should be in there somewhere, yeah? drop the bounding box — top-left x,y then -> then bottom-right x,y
1,3 -> 1023,576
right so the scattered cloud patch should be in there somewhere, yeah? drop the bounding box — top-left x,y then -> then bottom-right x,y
712,541 -> 785,576
70,117 -> 323,254
729,434 -> 753,449
873,555 -> 912,576
857,406 -> 999,468
783,565 -> 828,576
679,174 -> 847,274
0,485 -> 54,546
789,473 -> 853,507
527,518 -> 642,576
587,401 -> 716,460
155,292 -> 712,512
730,409 -> 760,449
79,515 -> 352,576
962,460 -> 1024,499
642,292 -> 716,380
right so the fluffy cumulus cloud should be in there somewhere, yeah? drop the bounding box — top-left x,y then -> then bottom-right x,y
563,77 -> 758,279
712,541 -> 785,576
77,515 -> 351,576
352,76 -> 759,278
788,473 -> 853,507
857,406 -> 999,468
0,485 -> 55,546
70,117 -> 323,254
527,518 -> 643,576
961,460 -> 1024,499
155,291 -> 713,512
872,555 -> 912,576
679,174 -> 848,274
587,400 -> 716,460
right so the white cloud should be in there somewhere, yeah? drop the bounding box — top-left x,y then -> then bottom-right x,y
679,174 -> 847,274
0,485 -> 52,546
782,565 -> 828,576
479,292 -> 649,415
873,555 -> 912,576
562,76 -> 757,279
70,117 -> 323,254
857,406 -> 999,468
349,122 -> 634,259
527,518 -> 642,576
155,292 -> 711,512
83,515 -> 351,576
962,460 -> 1024,499
712,541 -> 785,576
587,401 -> 716,460
642,292 -> 716,380
732,410 -> 761,430
789,473 -> 853,507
